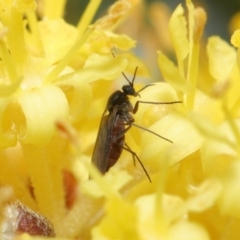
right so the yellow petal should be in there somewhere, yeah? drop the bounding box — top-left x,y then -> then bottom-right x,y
0,152 -> 35,207
0,99 -> 18,148
193,90 -> 223,123
140,113 -> 203,169
230,30 -> 240,71
218,161 -> 240,218
133,82 -> 181,127
21,143 -> 66,232
15,234 -> 62,240
157,51 -> 191,95
135,194 -> 185,239
82,170 -> 132,198
17,85 -> 69,144
169,221 -> 210,240
168,4 -> 189,63
42,0 -> 66,19
0,77 -> 21,97
56,80 -> 92,122
192,7 -> 207,43
135,194 -> 185,224
57,53 -> 128,84
207,36 -> 236,82
92,197 -> 139,239
13,0 -> 36,12
0,186 -> 13,209
106,31 -> 136,50
188,113 -> 227,143
231,29 -> 240,48
95,0 -> 132,30
186,179 -> 222,212
39,19 -> 78,65
189,117 -> 240,178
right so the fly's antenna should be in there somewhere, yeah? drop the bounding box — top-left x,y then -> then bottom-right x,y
111,52 -> 138,87
121,66 -> 138,87
136,84 -> 154,95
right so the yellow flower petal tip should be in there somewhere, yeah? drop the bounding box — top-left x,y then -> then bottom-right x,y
231,29 -> 240,47
193,7 -> 207,42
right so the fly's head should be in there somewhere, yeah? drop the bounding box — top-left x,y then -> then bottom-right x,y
121,66 -> 154,98
122,84 -> 138,97
121,66 -> 140,98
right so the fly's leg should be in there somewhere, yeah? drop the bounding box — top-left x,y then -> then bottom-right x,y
124,143 -> 137,166
133,100 -> 182,114
112,125 -> 131,143
112,115 -> 134,143
122,143 -> 151,183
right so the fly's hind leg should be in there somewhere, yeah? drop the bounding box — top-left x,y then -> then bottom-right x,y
124,143 -> 137,166
123,143 -> 151,183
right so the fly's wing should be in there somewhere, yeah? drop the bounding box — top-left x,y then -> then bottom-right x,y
91,107 -> 118,174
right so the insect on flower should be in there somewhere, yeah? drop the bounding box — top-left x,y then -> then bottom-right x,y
91,66 -> 182,182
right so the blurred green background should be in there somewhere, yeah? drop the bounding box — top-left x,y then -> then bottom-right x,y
64,0 -> 240,40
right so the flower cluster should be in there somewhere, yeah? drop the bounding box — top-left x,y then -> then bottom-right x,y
0,0 -> 240,239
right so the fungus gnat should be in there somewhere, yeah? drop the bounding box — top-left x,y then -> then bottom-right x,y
91,67 -> 181,182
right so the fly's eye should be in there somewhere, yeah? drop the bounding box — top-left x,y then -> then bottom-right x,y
122,85 -> 136,96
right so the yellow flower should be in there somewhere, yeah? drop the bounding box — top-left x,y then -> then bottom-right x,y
1,0 -> 240,239
0,0 -> 135,238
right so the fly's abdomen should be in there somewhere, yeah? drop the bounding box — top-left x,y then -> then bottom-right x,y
106,118 -> 125,172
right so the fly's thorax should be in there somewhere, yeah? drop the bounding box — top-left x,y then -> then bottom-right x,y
117,101 -> 134,123
107,90 -> 129,112
119,101 -> 133,113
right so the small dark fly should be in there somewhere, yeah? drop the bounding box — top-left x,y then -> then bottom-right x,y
91,67 -> 181,182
